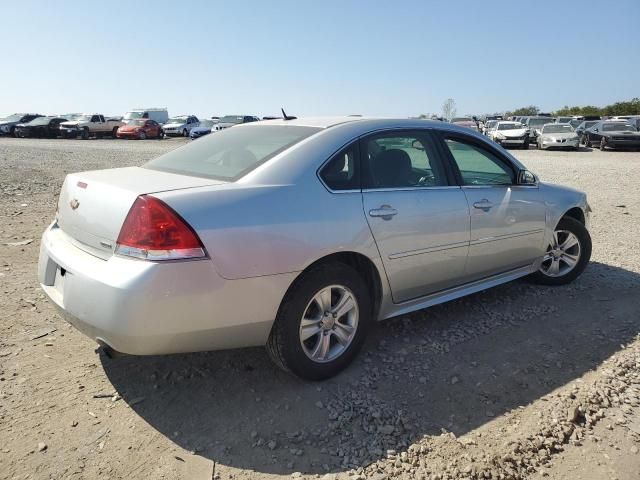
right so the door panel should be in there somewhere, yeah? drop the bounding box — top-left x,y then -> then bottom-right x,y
363,188 -> 470,302
440,136 -> 547,280
462,186 -> 546,279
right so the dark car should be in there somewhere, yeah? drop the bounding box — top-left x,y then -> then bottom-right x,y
0,113 -> 43,137
14,116 -> 68,138
583,121 -> 640,150
575,120 -> 600,141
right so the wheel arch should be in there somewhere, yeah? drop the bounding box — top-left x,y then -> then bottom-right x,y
560,206 -> 586,226
281,251 -> 384,321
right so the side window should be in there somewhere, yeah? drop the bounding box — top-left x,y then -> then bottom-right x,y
361,132 -> 447,189
91,115 -> 99,122
444,138 -> 514,185
320,144 -> 359,191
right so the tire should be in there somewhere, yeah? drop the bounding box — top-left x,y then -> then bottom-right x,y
182,129 -> 188,137
528,217 -> 591,286
522,141 -> 529,150
138,131 -> 146,140
81,128 -> 89,140
582,135 -> 590,147
599,138 -> 607,151
10,126 -> 16,138
267,262 -> 372,380
157,129 -> 164,139
112,127 -> 119,138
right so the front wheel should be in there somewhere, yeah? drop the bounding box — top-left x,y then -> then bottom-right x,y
138,131 -> 146,140
267,263 -> 371,380
81,128 -> 89,140
182,129 -> 188,137
112,127 -> 119,138
600,138 -> 607,151
528,217 -> 591,286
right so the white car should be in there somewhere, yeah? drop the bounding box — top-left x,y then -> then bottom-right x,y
162,115 -> 200,137
538,123 -> 580,151
488,121 -> 529,149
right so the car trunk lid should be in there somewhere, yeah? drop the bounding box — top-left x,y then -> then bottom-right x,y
56,166 -> 224,259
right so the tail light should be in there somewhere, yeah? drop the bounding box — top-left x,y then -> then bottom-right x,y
115,195 -> 206,261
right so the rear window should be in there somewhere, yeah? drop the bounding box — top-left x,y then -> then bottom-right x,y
144,125 -> 321,181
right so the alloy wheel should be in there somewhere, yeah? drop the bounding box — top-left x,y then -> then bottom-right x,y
299,285 -> 359,363
539,230 -> 581,278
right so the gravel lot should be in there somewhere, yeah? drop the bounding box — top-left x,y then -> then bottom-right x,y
1,137 -> 639,480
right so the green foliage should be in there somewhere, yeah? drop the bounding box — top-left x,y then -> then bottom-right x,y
509,105 -> 540,116
554,98 -> 640,117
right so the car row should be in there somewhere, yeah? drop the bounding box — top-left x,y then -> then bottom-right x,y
1,110 -> 265,140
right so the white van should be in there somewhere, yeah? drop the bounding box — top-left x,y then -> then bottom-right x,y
123,108 -> 169,125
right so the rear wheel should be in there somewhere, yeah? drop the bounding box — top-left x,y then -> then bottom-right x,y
267,263 -> 371,380
138,131 -> 146,140
528,217 -> 591,286
600,137 -> 607,151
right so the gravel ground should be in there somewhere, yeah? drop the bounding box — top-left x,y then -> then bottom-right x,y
1,137 -> 639,480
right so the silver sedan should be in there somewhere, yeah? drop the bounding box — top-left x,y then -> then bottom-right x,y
38,117 -> 592,379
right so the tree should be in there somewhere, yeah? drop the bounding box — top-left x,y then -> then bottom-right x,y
509,105 -> 540,116
442,98 -> 457,121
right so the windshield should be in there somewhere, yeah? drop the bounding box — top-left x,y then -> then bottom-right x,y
124,111 -> 144,120
167,117 -> 188,124
127,119 -> 146,126
71,115 -> 91,122
28,117 -> 53,126
582,121 -> 598,129
198,119 -> 215,128
542,124 -> 574,134
486,121 -> 497,128
451,117 -> 472,123
497,123 -> 523,131
603,123 -> 635,132
1,114 -> 23,122
528,118 -> 553,127
569,120 -> 582,128
145,125 -> 321,181
556,117 -> 572,123
219,115 -> 244,124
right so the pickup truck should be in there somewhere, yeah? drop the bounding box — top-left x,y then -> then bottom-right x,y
59,114 -> 124,139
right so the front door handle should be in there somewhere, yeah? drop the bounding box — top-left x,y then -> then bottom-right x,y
473,199 -> 494,211
369,205 -> 398,219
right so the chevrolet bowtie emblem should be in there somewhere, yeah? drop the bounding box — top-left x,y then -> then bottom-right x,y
70,199 -> 80,210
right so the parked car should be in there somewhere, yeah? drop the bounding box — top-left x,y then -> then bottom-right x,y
482,120 -> 499,136
626,117 -> 640,131
575,120 -> 600,140
213,115 -> 260,132
488,121 -> 529,149
537,123 -> 580,151
555,116 -> 573,124
162,116 -> 200,137
38,117 -> 592,380
583,121 -> 640,150
116,119 -> 163,140
524,117 -> 556,144
59,114 -> 124,139
189,119 -> 216,140
450,117 -> 479,132
0,113 -> 43,137
14,116 -> 68,138
123,108 -> 169,125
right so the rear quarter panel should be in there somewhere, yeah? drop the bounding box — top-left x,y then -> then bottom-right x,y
156,182 -> 381,280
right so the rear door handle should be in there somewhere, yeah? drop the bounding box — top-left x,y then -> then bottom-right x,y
369,205 -> 398,219
473,199 -> 494,211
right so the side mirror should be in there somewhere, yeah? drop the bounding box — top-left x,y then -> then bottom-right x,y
518,170 -> 537,185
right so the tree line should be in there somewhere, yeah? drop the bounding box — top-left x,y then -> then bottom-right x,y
506,98 -> 640,118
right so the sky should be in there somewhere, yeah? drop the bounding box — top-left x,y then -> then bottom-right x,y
1,0 -> 638,119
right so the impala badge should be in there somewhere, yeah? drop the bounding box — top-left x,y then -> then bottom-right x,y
70,199 -> 80,210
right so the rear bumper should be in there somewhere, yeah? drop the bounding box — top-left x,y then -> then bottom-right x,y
38,224 -> 295,355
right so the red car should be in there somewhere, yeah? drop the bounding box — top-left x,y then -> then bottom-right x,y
116,119 -> 163,139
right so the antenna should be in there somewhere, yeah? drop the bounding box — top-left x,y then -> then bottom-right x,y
281,108 -> 297,121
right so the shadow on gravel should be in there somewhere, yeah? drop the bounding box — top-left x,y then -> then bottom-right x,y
102,261 -> 640,475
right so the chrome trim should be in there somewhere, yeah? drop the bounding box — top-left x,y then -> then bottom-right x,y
388,241 -> 469,260
470,229 -> 545,246
363,186 -> 461,193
